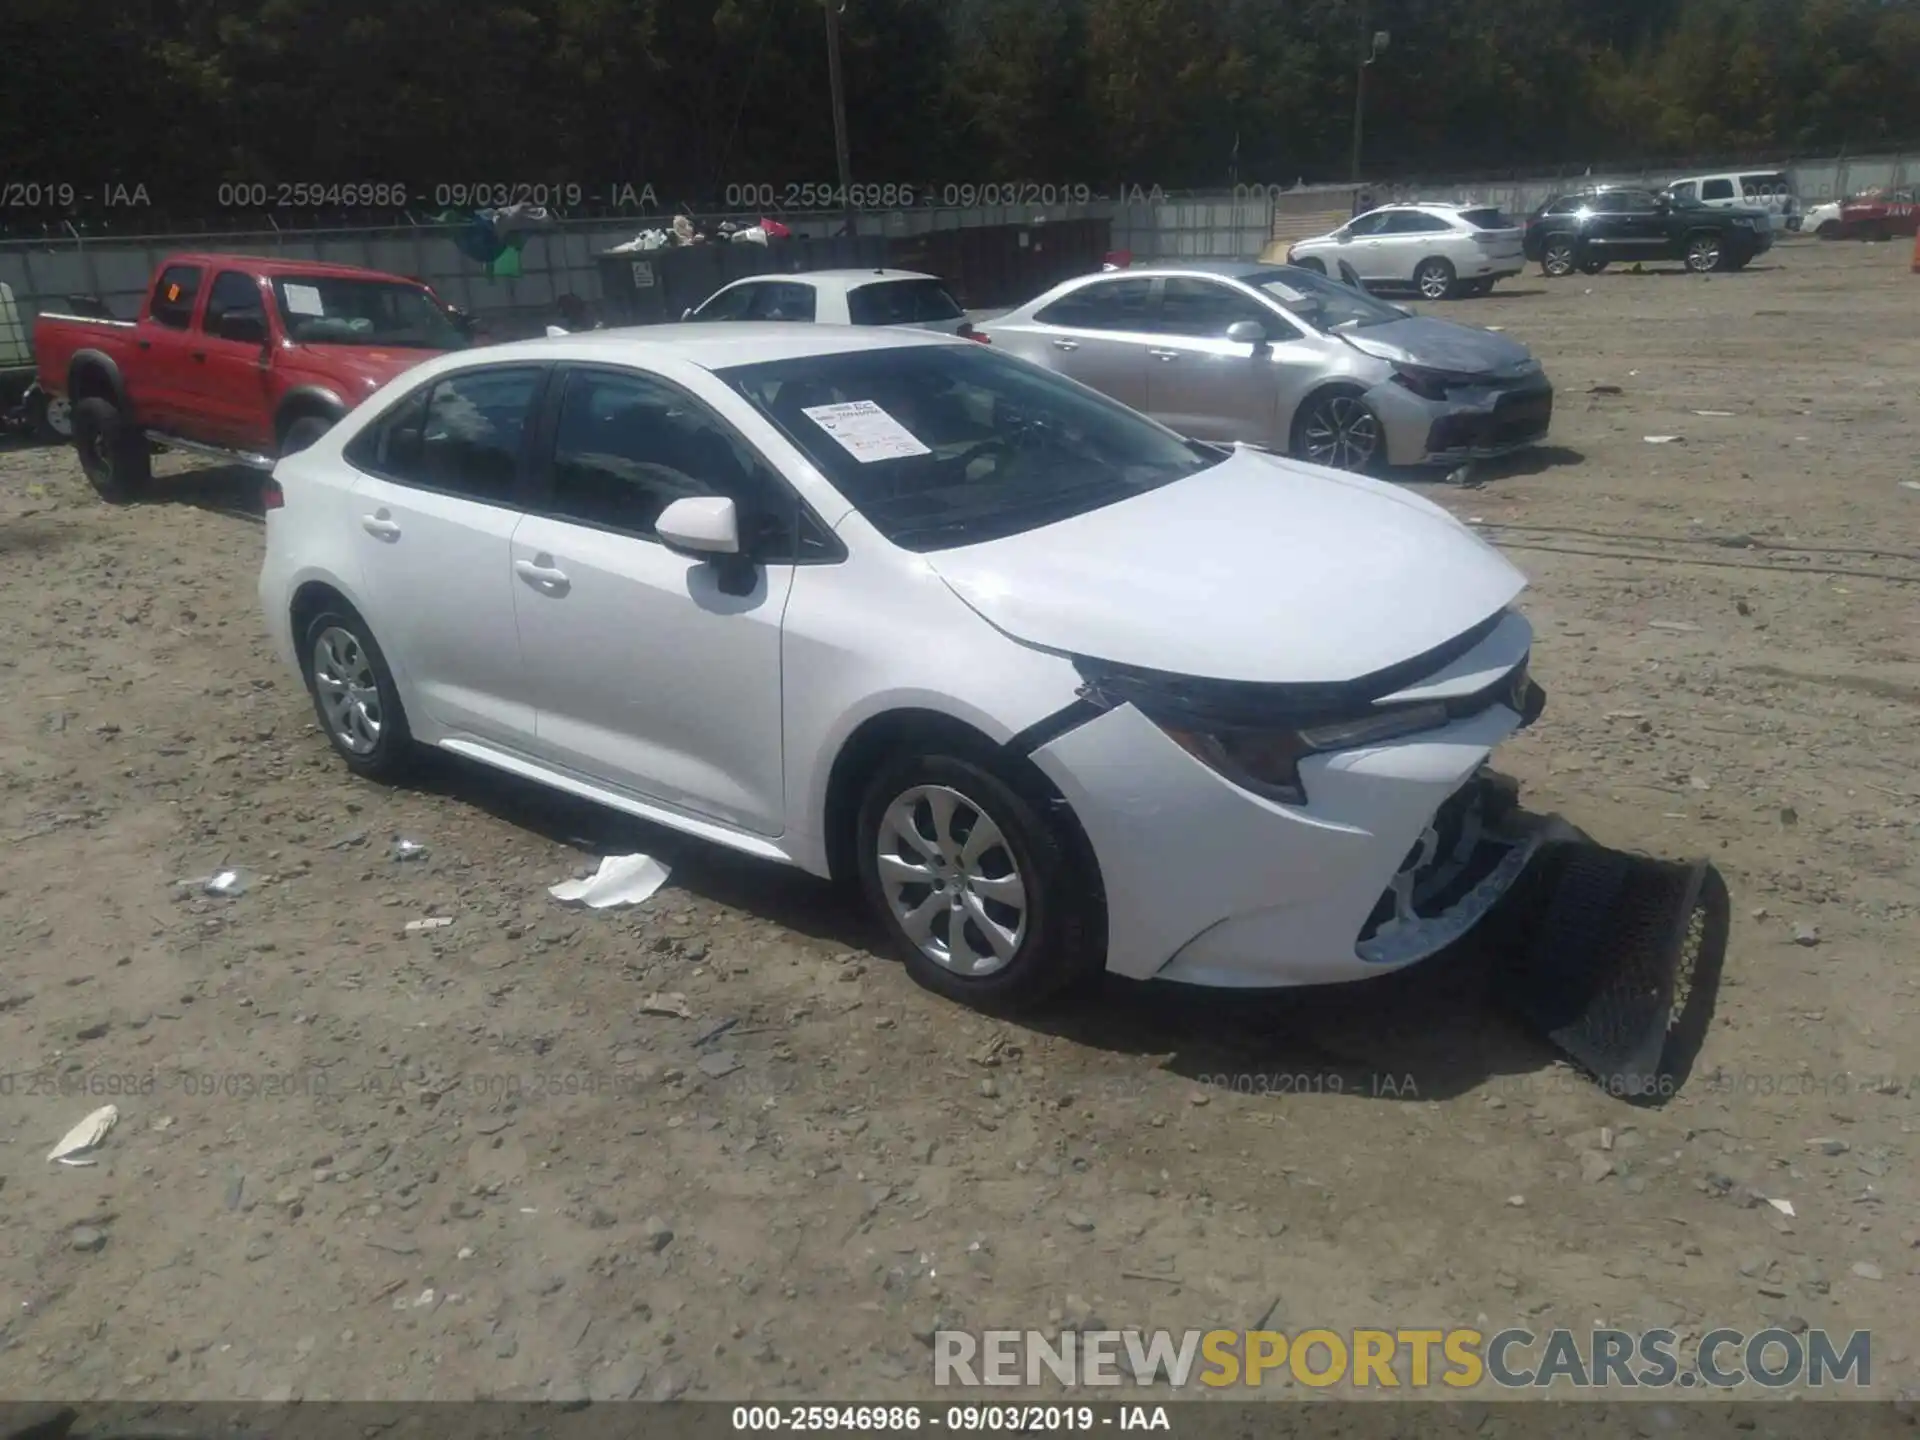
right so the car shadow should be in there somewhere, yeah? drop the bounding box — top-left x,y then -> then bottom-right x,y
158,463 -> 272,523
400,749 -> 1728,1108
1381,445 -> 1584,489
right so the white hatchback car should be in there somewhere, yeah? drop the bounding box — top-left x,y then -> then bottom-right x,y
259,324 -> 1552,1012
684,268 -> 976,336
1288,203 -> 1526,299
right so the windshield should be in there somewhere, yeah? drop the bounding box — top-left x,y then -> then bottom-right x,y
718,344 -> 1221,551
272,277 -> 467,349
1243,266 -> 1406,332
847,279 -> 965,326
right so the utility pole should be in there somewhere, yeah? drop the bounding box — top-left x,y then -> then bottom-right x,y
823,0 -> 856,235
1350,7 -> 1389,184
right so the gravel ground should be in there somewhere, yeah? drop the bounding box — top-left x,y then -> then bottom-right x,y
0,238 -> 1915,1405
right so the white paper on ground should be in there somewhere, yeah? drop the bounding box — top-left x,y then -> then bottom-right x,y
548,853 -> 670,909
282,283 -> 325,317
49,1104 -> 119,1165
801,400 -> 931,463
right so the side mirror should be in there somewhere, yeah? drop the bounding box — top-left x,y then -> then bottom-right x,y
217,311 -> 267,344
1225,320 -> 1268,347
657,495 -> 740,557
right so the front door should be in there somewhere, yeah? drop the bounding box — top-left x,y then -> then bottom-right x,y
343,363 -> 547,745
510,365 -> 794,837
182,269 -> 275,452
1141,278 -> 1312,446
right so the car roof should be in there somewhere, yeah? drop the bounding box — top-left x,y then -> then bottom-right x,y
437,322 -> 963,372
165,253 -> 424,286
1084,259 -> 1278,280
721,268 -> 939,292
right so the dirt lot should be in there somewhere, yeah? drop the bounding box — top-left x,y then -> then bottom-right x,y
0,238 -> 1916,1406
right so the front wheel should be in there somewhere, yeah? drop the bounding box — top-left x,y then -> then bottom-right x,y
857,749 -> 1101,1014
71,396 -> 152,503
1414,257 -> 1457,300
1293,389 -> 1384,474
1541,238 -> 1577,277
1684,233 -> 1721,272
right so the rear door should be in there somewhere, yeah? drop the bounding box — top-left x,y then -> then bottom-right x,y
1010,277 -> 1157,410
1368,210 -> 1460,283
1739,172 -> 1794,229
131,263 -> 205,431
182,269 -> 275,452
341,363 -> 547,745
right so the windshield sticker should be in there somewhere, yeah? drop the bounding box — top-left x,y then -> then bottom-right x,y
1264,281 -> 1306,303
801,400 -> 931,463
282,283 -> 326,317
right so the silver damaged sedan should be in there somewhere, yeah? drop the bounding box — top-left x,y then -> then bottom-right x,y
978,261 -> 1553,472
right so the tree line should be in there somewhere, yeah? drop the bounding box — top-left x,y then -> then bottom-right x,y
4,0 -> 1917,224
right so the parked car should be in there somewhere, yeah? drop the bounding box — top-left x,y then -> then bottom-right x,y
1523,187 -> 1773,276
1801,200 -> 1843,239
1663,170 -> 1801,233
1834,188 -> 1919,242
259,324 -> 1551,1014
683,268 -> 981,337
976,261 -> 1553,473
1285,202 -> 1526,299
33,254 -> 466,502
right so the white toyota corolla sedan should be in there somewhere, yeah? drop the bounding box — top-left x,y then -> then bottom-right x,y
259,323 -> 1552,1013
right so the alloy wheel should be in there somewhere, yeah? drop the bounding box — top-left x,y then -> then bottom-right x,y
1301,394 -> 1380,472
875,784 -> 1029,977
1686,235 -> 1720,271
44,397 -> 72,439
311,625 -> 383,755
1417,262 -> 1452,300
1543,242 -> 1575,277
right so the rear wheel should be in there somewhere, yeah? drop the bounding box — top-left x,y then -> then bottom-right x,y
1293,388 -> 1384,474
1683,232 -> 1721,272
1541,237 -> 1577,277
1414,257 -> 1457,300
300,607 -> 415,782
856,748 -> 1101,1014
71,396 -> 151,503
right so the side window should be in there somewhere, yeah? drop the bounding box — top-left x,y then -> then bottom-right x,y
346,366 -> 542,505
543,369 -> 799,556
748,283 -> 817,322
1547,196 -> 1582,215
1701,178 -> 1735,202
149,265 -> 203,329
1153,278 -> 1277,339
695,285 -> 759,321
1381,211 -> 1452,234
1668,182 -> 1698,203
203,271 -> 265,333
1033,278 -> 1154,330
1346,212 -> 1391,237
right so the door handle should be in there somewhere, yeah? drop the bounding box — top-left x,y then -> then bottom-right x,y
360,513 -> 402,540
515,558 -> 571,593
1148,349 -> 1179,361
1050,339 -> 1081,351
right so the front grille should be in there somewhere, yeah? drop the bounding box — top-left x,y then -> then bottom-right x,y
1425,386 -> 1552,455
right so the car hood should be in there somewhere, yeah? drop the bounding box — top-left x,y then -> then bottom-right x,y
1336,316 -> 1537,375
289,347 -> 443,396
923,448 -> 1527,684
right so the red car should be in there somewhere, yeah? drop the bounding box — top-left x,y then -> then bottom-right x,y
34,253 -> 467,502
1837,188 -> 1918,242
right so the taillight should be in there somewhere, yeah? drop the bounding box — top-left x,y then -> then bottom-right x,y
261,479 -> 284,510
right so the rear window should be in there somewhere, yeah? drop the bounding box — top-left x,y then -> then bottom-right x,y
1741,173 -> 1791,199
1458,207 -> 1512,229
847,279 -> 964,326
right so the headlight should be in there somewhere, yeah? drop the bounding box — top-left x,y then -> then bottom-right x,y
1390,363 -> 1478,401
1156,702 -> 1451,805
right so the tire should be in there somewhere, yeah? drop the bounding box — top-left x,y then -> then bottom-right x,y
1414,257 -> 1457,300
1815,221 -> 1839,240
280,414 -> 333,456
299,606 -> 415,782
1683,231 -> 1721,272
70,396 -> 152,503
25,390 -> 72,441
1292,387 -> 1384,474
1540,237 -> 1577,277
856,746 -> 1101,1015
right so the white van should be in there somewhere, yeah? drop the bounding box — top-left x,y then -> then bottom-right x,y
1664,171 -> 1800,232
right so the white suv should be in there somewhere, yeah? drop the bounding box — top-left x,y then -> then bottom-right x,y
1287,203 -> 1526,299
1665,171 -> 1801,233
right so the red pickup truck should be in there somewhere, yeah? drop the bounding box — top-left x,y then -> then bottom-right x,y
35,253 -> 468,501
